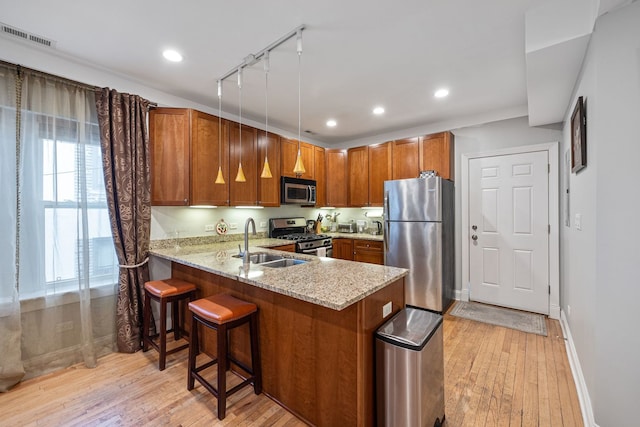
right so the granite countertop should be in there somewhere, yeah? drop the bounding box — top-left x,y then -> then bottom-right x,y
149,238 -> 407,311
326,232 -> 384,241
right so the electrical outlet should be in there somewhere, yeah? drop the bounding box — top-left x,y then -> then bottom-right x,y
55,321 -> 74,333
382,302 -> 392,318
229,223 -> 238,230
204,224 -> 215,232
567,305 -> 571,316
260,221 -> 267,228
575,213 -> 582,231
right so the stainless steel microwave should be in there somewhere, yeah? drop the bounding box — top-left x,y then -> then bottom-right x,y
281,176 -> 316,205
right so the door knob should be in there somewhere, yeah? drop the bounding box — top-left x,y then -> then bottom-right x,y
471,235 -> 478,241
472,225 -> 477,231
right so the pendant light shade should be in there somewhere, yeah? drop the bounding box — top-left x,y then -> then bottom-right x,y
235,162 -> 247,182
293,30 -> 305,176
215,80 -> 225,184
261,157 -> 272,178
261,52 -> 273,179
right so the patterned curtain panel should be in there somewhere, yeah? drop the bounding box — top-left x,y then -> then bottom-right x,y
95,88 -> 151,353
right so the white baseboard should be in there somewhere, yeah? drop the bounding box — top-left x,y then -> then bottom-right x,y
559,310 -> 598,427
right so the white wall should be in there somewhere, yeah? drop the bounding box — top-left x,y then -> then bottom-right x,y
561,2 -> 640,425
452,116 -> 563,294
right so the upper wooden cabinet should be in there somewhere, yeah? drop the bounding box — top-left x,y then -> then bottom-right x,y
150,108 -> 229,206
191,110 -> 230,206
391,137 -> 420,180
421,131 -> 454,180
325,149 -> 348,207
391,132 -> 454,180
348,146 -> 369,207
348,142 -> 392,207
281,138 -> 315,179
229,122 -> 258,206
367,142 -> 392,206
150,108 -> 190,205
257,131 -> 281,207
314,146 -> 326,207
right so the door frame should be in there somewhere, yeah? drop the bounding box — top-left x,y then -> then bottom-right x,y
461,142 -> 560,319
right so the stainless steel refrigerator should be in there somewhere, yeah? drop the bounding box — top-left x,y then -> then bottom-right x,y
384,177 -> 454,313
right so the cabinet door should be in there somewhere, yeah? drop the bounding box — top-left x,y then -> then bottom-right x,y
270,244 -> 295,252
368,142 -> 392,206
257,131 -> 281,207
353,239 -> 384,265
150,108 -> 191,206
281,138 -> 315,179
392,137 -> 420,180
326,149 -> 348,207
332,238 -> 354,261
314,146 -> 326,207
348,146 -> 369,207
191,111 -> 229,206
421,131 -> 454,180
229,123 -> 258,206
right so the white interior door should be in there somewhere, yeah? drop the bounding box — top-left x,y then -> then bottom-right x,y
469,151 -> 549,314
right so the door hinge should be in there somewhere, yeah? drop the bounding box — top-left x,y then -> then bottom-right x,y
548,224 -> 551,234
549,285 -> 551,295
548,164 -> 551,173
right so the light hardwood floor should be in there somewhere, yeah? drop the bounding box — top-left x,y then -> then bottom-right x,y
0,309 -> 582,426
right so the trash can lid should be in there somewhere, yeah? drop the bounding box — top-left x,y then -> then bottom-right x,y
376,307 -> 443,350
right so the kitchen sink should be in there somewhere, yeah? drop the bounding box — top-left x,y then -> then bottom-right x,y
260,258 -> 307,268
232,252 -> 284,263
231,251 -> 307,267
250,252 -> 284,264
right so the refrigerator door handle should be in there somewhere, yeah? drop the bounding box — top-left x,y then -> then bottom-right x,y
384,220 -> 389,252
383,190 -> 390,253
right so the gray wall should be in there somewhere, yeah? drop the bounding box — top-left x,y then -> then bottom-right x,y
451,117 -> 563,295
561,2 -> 640,425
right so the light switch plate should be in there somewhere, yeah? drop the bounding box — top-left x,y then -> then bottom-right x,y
382,302 -> 392,318
575,213 -> 582,231
204,224 -> 215,232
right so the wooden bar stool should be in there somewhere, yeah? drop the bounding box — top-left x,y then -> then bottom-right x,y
187,294 -> 262,420
142,278 -> 197,370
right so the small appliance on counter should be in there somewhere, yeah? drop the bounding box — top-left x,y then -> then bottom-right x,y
338,222 -> 357,233
356,220 -> 367,234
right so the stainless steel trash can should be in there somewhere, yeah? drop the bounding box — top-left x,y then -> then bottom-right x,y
375,307 -> 445,427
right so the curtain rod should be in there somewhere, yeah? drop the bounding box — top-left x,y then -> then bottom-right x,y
217,24 -> 305,83
0,59 -> 158,107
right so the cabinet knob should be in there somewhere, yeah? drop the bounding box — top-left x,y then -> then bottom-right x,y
184,199 -> 188,204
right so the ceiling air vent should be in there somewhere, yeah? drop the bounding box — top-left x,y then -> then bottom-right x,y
1,23 -> 56,48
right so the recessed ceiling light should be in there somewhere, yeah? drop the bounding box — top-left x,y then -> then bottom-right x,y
326,119 -> 337,127
373,106 -> 385,115
434,88 -> 449,98
162,49 -> 183,62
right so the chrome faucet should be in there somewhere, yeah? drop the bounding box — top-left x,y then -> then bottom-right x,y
243,217 -> 256,262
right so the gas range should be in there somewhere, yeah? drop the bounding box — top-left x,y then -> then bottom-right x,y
269,217 -> 333,255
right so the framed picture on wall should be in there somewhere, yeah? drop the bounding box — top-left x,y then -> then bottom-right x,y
571,96 -> 587,173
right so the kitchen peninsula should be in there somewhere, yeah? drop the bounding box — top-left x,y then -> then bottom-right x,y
150,238 -> 407,426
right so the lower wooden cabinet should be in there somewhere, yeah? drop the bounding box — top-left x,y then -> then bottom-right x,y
269,244 -> 295,252
332,238 -> 384,265
332,238 -> 354,261
353,239 -> 384,265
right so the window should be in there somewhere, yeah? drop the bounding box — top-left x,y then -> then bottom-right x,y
17,110 -> 118,299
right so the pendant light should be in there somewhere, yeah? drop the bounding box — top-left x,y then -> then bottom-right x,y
215,80 -> 225,184
235,67 -> 247,182
292,29 -> 306,176
260,51 -> 273,178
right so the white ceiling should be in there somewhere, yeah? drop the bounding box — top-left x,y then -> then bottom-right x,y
0,0 -> 626,145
